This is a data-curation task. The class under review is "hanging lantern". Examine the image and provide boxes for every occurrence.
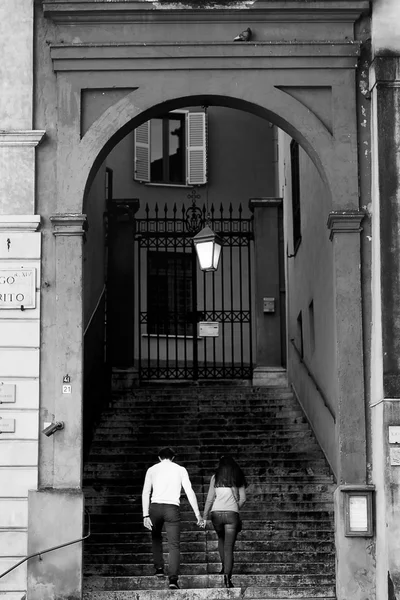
[193,225,222,272]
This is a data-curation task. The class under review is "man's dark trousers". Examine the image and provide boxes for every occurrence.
[149,503,181,578]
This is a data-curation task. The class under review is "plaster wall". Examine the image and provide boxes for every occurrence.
[0,2,41,598]
[106,106,274,214]
[278,129,337,473]
[0,0,33,129]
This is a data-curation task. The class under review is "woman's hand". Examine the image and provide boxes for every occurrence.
[197,517,206,528]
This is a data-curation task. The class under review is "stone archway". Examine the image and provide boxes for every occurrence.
[55,82,360,215]
[27,3,371,598]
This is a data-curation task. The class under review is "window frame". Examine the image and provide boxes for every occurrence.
[290,139,302,255]
[147,250,193,337]
[134,110,207,187]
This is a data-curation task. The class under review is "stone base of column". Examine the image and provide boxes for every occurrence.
[333,486,376,600]
[252,366,288,387]
[27,489,84,600]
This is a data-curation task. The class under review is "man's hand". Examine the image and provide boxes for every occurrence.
[143,517,153,530]
[197,517,206,528]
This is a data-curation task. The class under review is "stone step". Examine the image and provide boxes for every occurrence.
[102,408,305,420]
[243,587,336,599]
[84,594,334,600]
[84,550,335,565]
[83,468,329,481]
[94,421,309,432]
[85,537,334,551]
[83,590,242,600]
[89,446,320,460]
[84,574,334,591]
[84,482,331,506]
[86,513,334,529]
[89,431,316,444]
[113,387,292,397]
[84,451,323,464]
[88,523,335,540]
[84,561,335,576]
[107,404,303,414]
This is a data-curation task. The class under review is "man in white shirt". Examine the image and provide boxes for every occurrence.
[142,447,204,589]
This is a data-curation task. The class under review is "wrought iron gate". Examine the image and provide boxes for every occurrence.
[134,201,254,380]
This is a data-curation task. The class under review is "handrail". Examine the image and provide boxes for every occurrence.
[290,339,336,422]
[0,509,91,580]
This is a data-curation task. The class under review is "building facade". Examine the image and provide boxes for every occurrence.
[1,0,400,598]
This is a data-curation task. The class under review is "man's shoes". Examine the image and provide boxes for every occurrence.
[155,568,164,577]
[168,578,180,589]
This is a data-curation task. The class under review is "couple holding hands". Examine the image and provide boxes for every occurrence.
[142,447,246,590]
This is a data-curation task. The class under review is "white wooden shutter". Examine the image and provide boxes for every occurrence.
[187,112,207,185]
[134,121,150,182]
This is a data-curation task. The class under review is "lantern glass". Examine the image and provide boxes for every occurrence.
[193,226,222,271]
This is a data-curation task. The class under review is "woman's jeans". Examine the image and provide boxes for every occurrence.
[211,511,241,577]
[149,503,181,578]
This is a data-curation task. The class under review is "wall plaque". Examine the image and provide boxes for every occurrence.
[0,268,36,309]
[389,426,400,444]
[0,383,16,404]
[0,418,15,433]
[198,322,219,337]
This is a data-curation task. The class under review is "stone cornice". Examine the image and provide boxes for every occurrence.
[50,214,88,236]
[0,215,41,232]
[0,131,46,147]
[249,197,283,211]
[50,41,361,72]
[327,210,365,240]
[43,2,370,23]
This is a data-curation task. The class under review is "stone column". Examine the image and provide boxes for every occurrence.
[27,214,87,600]
[327,210,367,483]
[327,210,374,600]
[370,54,400,598]
[249,198,286,386]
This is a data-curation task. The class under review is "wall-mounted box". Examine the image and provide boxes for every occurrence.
[198,322,219,337]
[342,486,374,537]
[263,297,275,313]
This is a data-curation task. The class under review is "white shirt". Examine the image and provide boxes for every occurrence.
[142,459,200,519]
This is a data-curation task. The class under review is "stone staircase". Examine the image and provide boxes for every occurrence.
[83,384,337,600]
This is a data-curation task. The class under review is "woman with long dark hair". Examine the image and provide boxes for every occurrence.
[202,455,247,588]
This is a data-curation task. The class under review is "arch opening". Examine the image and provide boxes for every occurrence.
[82,93,333,211]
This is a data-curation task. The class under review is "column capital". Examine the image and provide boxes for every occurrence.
[249,197,283,211]
[50,213,88,236]
[0,130,46,147]
[0,215,41,232]
[327,210,365,241]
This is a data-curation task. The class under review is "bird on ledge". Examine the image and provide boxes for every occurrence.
[234,27,252,42]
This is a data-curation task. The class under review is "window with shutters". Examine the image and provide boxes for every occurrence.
[147,251,193,336]
[290,139,301,253]
[134,111,207,186]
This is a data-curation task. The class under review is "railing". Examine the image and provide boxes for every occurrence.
[0,509,91,580]
[290,339,336,422]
